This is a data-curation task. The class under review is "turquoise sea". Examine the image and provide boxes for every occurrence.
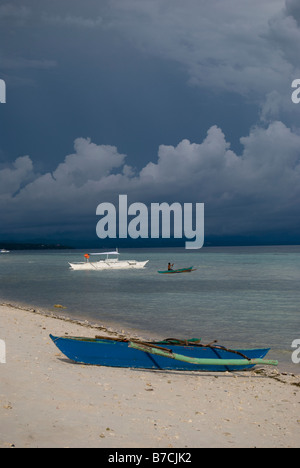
[0,246,299,373]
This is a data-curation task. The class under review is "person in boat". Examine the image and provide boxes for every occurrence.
[168,263,174,271]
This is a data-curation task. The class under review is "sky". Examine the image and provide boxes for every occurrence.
[0,0,300,247]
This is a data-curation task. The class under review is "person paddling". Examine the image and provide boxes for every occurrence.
[168,262,174,271]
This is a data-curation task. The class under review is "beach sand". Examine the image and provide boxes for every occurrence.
[0,303,299,448]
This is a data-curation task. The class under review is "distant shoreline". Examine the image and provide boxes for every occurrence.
[0,243,73,250]
[1,243,300,251]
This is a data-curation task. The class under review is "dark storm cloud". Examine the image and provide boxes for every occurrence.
[0,121,299,243]
[0,0,300,244]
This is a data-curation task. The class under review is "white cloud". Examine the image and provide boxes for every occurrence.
[0,156,35,197]
[43,13,103,28]
[285,0,300,25]
[0,4,30,21]
[52,138,126,187]
[1,121,300,240]
[0,57,57,70]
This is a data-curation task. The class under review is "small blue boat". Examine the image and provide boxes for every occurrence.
[49,335,277,372]
[158,266,196,274]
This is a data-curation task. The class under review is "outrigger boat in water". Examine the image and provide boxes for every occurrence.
[158,266,196,274]
[69,250,149,271]
[50,335,278,372]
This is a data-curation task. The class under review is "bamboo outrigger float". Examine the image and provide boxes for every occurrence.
[129,341,278,369]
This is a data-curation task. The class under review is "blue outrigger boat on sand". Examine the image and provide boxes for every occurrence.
[50,335,278,372]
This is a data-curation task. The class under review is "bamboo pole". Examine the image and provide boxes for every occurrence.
[129,342,278,367]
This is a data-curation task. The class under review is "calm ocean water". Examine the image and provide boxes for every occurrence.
[0,246,299,373]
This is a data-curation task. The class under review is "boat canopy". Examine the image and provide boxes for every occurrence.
[88,251,120,256]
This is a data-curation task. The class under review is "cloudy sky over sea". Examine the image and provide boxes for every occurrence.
[0,0,300,246]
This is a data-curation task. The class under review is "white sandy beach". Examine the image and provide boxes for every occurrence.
[0,302,299,448]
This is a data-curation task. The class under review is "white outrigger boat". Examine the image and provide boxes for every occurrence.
[69,250,149,271]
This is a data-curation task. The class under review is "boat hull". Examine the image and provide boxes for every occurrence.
[50,335,271,372]
[69,260,149,270]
